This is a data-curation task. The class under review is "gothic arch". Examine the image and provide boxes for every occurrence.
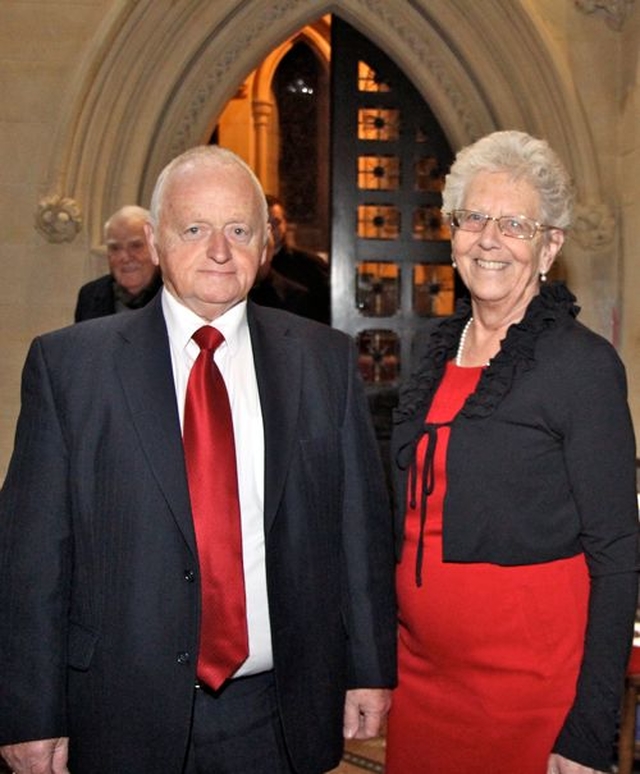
[43,0,600,251]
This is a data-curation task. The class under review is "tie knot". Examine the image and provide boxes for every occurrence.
[193,326,224,353]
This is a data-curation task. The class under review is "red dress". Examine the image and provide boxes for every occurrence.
[385,362,590,774]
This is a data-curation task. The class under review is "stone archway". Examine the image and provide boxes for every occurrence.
[39,0,614,333]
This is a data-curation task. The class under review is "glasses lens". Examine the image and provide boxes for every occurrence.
[498,216,537,239]
[452,211,539,239]
[452,210,486,231]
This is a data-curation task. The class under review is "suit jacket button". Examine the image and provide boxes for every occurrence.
[177,651,191,665]
[184,569,195,582]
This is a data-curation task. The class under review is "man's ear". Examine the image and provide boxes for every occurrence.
[144,222,161,267]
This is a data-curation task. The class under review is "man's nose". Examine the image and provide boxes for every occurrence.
[207,231,232,262]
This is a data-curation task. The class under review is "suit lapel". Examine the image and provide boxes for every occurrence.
[248,304,302,534]
[113,301,304,547]
[114,299,196,552]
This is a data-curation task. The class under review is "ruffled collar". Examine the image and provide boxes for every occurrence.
[394,282,579,423]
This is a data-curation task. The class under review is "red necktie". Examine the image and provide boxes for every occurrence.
[183,326,248,689]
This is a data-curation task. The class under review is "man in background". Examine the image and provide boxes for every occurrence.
[74,204,162,321]
[263,194,330,324]
[248,229,311,318]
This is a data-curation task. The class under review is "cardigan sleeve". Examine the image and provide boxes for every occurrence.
[552,332,639,770]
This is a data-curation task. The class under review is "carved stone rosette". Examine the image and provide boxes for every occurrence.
[574,0,636,31]
[571,202,616,249]
[35,195,83,243]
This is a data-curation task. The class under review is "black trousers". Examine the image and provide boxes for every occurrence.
[183,671,296,774]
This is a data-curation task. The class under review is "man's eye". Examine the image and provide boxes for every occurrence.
[228,225,250,240]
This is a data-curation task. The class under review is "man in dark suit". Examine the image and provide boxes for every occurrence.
[74,205,162,321]
[262,195,330,324]
[0,146,396,774]
[248,230,312,318]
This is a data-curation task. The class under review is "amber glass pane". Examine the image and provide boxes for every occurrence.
[358,61,391,92]
[357,205,400,239]
[358,155,400,190]
[357,329,400,383]
[412,206,450,241]
[413,264,456,317]
[356,261,400,317]
[357,108,400,141]
[415,156,446,192]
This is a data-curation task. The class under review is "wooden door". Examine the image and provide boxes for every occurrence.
[330,16,456,446]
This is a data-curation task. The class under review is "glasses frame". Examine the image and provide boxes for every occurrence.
[448,209,561,240]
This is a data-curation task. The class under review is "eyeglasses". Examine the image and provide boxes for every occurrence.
[449,209,560,240]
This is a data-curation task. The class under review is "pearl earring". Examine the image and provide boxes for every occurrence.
[452,258,457,269]
[540,271,547,282]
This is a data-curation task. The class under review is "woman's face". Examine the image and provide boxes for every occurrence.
[452,170,564,316]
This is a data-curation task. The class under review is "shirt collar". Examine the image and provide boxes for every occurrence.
[161,287,248,357]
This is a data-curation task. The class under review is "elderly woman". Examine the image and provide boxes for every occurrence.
[385,130,639,774]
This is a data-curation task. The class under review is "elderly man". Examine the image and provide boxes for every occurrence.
[0,146,396,774]
[74,204,162,321]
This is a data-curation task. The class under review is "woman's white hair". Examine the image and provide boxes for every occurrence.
[442,130,574,230]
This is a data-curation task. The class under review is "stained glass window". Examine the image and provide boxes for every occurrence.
[356,261,400,316]
[358,108,400,141]
[413,264,456,317]
[358,155,401,190]
[412,206,449,241]
[357,329,400,383]
[358,61,391,92]
[357,205,401,239]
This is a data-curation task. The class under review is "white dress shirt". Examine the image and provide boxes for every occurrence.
[162,289,273,676]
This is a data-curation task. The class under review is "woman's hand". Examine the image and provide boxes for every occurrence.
[547,752,608,774]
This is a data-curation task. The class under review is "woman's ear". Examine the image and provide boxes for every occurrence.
[541,228,565,275]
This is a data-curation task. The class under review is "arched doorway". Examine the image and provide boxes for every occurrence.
[214,20,331,257]
[40,0,616,344]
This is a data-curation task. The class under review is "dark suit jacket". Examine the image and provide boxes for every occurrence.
[271,246,330,324]
[0,298,396,774]
[249,268,312,320]
[74,272,162,321]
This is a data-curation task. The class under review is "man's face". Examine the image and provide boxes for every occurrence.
[268,204,287,252]
[106,216,157,296]
[147,161,268,321]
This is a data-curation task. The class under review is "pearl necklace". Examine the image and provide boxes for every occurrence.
[455,317,473,366]
[456,317,492,367]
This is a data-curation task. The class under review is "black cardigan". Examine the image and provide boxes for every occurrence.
[391,282,639,770]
